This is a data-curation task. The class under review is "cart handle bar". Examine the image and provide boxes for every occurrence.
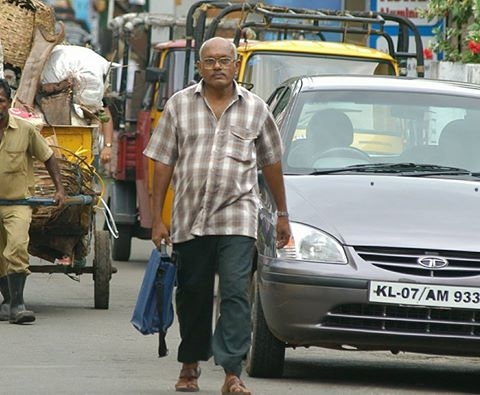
[0,195,94,206]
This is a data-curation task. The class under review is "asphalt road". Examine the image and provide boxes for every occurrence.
[1,234,480,394]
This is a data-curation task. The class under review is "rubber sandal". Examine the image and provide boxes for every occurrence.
[175,365,201,392]
[221,375,252,395]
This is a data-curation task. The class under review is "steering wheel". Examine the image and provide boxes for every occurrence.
[314,147,370,162]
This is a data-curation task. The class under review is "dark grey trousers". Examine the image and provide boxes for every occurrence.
[173,235,255,377]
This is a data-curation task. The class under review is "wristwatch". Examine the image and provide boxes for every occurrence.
[105,143,112,148]
[277,211,289,218]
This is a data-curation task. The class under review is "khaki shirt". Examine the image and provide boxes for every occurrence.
[0,115,53,200]
[144,81,283,243]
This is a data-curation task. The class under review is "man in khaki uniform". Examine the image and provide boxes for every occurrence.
[0,79,65,324]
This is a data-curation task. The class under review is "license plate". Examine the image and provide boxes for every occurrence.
[369,281,480,310]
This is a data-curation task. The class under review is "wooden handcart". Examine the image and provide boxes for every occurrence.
[2,125,116,309]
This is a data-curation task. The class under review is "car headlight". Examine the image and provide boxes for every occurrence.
[277,222,347,264]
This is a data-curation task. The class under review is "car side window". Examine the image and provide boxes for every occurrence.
[268,87,291,122]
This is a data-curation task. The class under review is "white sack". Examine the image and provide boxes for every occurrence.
[41,45,111,111]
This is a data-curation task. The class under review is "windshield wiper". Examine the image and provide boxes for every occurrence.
[310,162,472,176]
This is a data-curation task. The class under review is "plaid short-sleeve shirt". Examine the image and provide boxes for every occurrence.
[143,81,283,243]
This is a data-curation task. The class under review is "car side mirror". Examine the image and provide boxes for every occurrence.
[145,67,166,83]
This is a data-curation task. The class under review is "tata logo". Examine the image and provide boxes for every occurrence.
[417,256,449,269]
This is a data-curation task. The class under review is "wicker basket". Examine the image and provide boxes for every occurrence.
[33,0,56,35]
[0,0,56,68]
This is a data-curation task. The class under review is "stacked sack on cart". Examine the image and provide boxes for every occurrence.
[0,0,112,264]
[0,0,111,119]
[35,43,111,262]
[39,44,112,128]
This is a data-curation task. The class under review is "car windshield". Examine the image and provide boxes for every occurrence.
[243,52,395,99]
[284,89,480,175]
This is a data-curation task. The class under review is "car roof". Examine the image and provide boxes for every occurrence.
[289,75,480,97]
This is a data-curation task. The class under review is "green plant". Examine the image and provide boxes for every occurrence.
[420,0,480,62]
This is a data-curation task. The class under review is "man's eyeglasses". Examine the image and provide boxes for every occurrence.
[200,57,235,69]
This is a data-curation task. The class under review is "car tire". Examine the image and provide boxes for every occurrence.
[111,224,132,261]
[246,272,285,378]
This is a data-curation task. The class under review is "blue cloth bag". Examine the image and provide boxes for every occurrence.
[131,247,176,357]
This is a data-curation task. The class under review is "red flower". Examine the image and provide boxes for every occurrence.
[468,40,480,55]
[423,48,433,60]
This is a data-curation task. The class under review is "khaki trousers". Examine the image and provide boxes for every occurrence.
[0,205,33,277]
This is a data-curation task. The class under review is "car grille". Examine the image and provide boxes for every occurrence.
[354,246,480,277]
[324,303,480,337]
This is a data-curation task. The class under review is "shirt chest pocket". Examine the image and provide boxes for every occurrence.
[0,150,27,174]
[226,127,256,162]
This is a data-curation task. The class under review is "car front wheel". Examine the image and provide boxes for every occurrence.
[245,272,285,378]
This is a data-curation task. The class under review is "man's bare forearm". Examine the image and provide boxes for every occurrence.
[261,161,287,212]
[44,155,65,194]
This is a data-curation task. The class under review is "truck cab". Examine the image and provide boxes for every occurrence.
[194,3,425,98]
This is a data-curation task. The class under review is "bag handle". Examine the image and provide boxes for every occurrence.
[159,244,168,255]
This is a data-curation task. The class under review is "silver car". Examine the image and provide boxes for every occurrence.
[247,75,480,378]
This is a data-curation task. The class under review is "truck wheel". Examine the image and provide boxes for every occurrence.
[111,224,132,261]
[94,230,112,309]
[245,272,285,378]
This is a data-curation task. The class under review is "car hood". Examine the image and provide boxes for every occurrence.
[285,174,480,252]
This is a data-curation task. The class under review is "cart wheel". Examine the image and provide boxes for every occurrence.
[94,229,112,309]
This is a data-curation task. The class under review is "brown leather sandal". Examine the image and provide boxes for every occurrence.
[221,375,252,395]
[175,365,201,392]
